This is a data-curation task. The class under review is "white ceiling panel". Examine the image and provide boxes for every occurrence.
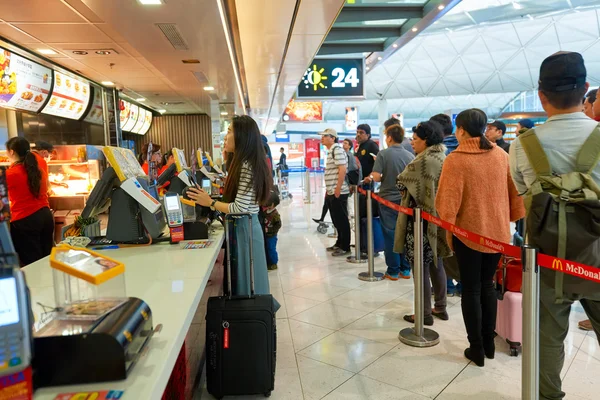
[0,0,86,23]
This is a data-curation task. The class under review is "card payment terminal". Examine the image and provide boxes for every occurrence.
[0,269,31,376]
[164,192,184,243]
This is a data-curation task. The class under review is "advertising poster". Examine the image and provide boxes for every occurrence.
[270,143,304,166]
[282,100,323,122]
[345,106,358,131]
[304,138,320,169]
[41,71,90,120]
[0,49,52,113]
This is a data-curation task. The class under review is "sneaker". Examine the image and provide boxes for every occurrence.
[313,218,323,224]
[384,273,399,281]
[268,264,278,271]
[579,319,593,331]
[326,245,340,252]
[332,249,351,257]
[399,270,411,279]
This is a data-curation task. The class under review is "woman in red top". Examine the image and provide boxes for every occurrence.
[6,137,54,265]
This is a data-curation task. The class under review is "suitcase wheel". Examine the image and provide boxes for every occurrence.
[317,224,328,234]
[506,339,521,357]
[264,391,272,397]
[510,348,519,357]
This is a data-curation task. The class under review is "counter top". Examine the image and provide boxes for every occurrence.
[24,224,225,400]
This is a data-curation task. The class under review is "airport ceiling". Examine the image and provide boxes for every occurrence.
[323,0,600,120]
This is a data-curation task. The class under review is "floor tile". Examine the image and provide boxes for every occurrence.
[357,278,414,296]
[342,310,411,345]
[322,374,430,400]
[291,302,369,330]
[436,365,521,399]
[298,331,395,372]
[289,319,335,352]
[296,355,355,400]
[331,289,401,312]
[287,281,351,302]
[284,294,323,317]
[320,270,369,289]
[278,274,313,292]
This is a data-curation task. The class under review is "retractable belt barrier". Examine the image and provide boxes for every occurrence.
[358,188,600,285]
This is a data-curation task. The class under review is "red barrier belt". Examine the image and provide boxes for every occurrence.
[357,187,599,284]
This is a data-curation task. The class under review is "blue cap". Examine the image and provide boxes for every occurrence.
[518,118,534,129]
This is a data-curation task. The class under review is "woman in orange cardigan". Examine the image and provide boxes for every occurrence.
[436,109,525,367]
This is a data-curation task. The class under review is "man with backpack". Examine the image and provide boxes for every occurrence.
[509,51,600,400]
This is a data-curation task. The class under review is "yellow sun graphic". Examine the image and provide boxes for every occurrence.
[307,64,327,91]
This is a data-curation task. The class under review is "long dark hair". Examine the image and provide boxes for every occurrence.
[6,137,42,198]
[224,116,272,205]
[455,108,493,150]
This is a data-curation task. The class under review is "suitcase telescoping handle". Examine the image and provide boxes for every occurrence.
[224,212,255,299]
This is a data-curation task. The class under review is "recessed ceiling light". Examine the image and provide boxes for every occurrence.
[438,4,445,10]
[158,109,166,114]
[220,112,228,116]
[136,98,146,102]
[512,1,523,9]
[72,50,88,55]
[102,81,115,86]
[412,27,418,32]
[95,50,111,55]
[38,49,57,55]
[392,43,398,48]
[377,56,382,61]
[138,0,163,4]
[204,86,215,91]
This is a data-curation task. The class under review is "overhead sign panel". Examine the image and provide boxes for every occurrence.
[297,58,364,99]
[42,71,91,120]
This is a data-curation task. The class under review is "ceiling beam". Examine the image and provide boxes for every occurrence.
[326,27,401,42]
[317,42,384,56]
[336,5,424,23]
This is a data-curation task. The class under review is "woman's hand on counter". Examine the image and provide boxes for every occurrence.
[187,185,212,207]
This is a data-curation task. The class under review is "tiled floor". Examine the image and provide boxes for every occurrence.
[200,178,599,399]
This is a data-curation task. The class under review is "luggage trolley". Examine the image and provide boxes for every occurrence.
[277,167,292,200]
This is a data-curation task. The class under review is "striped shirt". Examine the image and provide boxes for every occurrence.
[228,161,260,214]
[325,143,350,196]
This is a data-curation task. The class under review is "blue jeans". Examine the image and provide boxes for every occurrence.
[266,235,279,265]
[378,202,410,276]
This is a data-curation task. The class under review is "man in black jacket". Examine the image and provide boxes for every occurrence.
[485,120,510,153]
[356,124,379,177]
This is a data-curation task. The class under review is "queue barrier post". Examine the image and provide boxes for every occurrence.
[399,207,440,347]
[358,182,384,281]
[522,245,540,400]
[347,185,367,264]
[304,169,312,204]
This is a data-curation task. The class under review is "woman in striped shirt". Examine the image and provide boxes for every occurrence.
[187,116,278,309]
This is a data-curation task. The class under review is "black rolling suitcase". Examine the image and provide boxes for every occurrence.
[206,213,276,399]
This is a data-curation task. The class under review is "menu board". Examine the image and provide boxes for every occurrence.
[0,48,53,113]
[84,87,104,125]
[121,104,139,132]
[42,71,91,120]
[131,108,147,133]
[139,109,152,135]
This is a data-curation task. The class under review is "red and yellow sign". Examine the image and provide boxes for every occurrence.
[283,100,323,122]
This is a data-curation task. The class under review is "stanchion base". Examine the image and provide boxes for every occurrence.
[398,327,440,348]
[347,255,367,264]
[358,271,384,282]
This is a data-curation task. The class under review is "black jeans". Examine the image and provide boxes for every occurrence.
[327,194,350,251]
[11,207,54,266]
[453,236,501,349]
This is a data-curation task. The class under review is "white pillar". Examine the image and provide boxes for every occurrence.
[378,99,388,149]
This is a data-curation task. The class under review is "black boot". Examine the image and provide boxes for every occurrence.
[464,347,485,367]
[483,339,495,359]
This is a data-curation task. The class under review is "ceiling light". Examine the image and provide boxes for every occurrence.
[204,86,215,91]
[158,109,166,114]
[220,112,228,116]
[512,2,523,9]
[366,67,370,71]
[438,4,445,10]
[138,0,163,4]
[412,27,418,32]
[38,49,57,55]
[136,98,146,102]
[95,50,111,55]
[377,56,382,61]
[101,81,114,86]
[392,43,398,48]
[72,50,88,55]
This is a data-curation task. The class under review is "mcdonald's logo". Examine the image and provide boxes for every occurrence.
[480,237,485,245]
[552,259,564,271]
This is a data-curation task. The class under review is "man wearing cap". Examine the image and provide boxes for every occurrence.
[516,118,535,136]
[510,51,600,400]
[320,128,351,257]
[485,120,511,153]
[356,124,379,177]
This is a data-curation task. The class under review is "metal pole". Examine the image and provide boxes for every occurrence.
[359,183,383,281]
[347,185,366,264]
[304,169,312,204]
[522,245,540,400]
[399,208,440,347]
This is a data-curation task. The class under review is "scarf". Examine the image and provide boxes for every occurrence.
[393,143,452,266]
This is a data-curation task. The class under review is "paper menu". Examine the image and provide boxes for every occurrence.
[41,71,91,120]
[0,48,53,113]
[102,146,146,182]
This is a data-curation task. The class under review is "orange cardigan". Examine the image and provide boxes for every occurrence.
[436,137,525,253]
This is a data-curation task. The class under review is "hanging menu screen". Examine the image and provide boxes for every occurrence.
[0,48,53,113]
[41,71,91,120]
[121,103,139,132]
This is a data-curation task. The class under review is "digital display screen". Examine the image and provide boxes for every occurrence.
[84,87,104,125]
[121,104,139,132]
[165,195,180,211]
[139,109,153,135]
[41,71,91,120]
[0,277,20,327]
[131,108,147,134]
[202,179,211,192]
[297,58,365,99]
[0,47,53,113]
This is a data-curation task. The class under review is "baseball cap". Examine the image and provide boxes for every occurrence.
[142,142,161,154]
[319,128,338,138]
[539,51,587,92]
[487,120,506,135]
[518,118,534,129]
